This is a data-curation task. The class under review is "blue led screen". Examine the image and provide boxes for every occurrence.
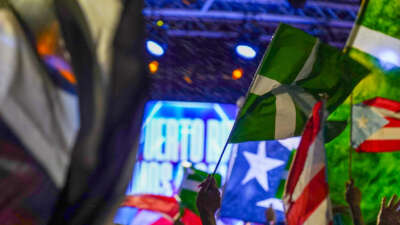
[126,100,237,196]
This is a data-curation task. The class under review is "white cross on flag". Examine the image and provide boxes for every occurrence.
[283,101,333,225]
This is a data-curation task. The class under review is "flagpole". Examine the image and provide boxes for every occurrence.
[212,127,235,176]
[212,31,281,177]
[211,74,259,177]
[212,100,243,177]
[348,93,354,180]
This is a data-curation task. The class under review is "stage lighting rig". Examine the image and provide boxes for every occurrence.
[234,23,261,60]
[288,0,307,8]
[146,26,168,57]
[235,44,257,60]
[232,68,243,80]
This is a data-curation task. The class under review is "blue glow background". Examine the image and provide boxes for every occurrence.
[126,100,237,196]
[116,100,294,225]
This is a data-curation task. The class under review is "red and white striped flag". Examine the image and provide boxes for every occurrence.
[352,97,400,153]
[283,101,333,225]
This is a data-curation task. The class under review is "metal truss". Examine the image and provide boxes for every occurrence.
[143,0,361,103]
[144,0,359,27]
[144,0,359,47]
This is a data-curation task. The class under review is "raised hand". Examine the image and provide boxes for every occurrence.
[196,176,221,225]
[377,195,400,225]
[345,179,364,225]
[346,179,362,208]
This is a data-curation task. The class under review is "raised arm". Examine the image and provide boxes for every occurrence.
[196,176,221,225]
[345,179,365,225]
[377,195,400,225]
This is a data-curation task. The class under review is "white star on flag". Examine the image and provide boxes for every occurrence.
[241,142,285,191]
[256,198,285,212]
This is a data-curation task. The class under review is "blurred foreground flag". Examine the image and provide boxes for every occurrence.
[121,194,180,219]
[346,0,400,70]
[220,141,292,224]
[114,208,172,225]
[284,101,333,225]
[229,24,368,143]
[116,195,201,225]
[179,167,221,215]
[0,3,79,224]
[352,97,400,152]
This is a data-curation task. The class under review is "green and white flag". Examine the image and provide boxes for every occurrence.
[179,167,221,215]
[346,0,400,71]
[229,24,368,143]
[343,0,400,103]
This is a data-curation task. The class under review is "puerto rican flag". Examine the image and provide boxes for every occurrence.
[352,97,400,153]
[114,194,201,225]
[283,101,333,225]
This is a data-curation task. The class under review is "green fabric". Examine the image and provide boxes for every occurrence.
[294,105,307,135]
[231,94,277,143]
[257,24,316,83]
[346,0,400,71]
[326,1,400,224]
[327,56,400,225]
[229,24,368,143]
[357,0,400,40]
[180,189,199,214]
[300,43,367,111]
[326,127,400,225]
[258,24,367,110]
[185,167,221,184]
[325,121,347,143]
[179,167,221,215]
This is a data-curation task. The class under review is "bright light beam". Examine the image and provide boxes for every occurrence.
[146,40,165,56]
[235,44,257,59]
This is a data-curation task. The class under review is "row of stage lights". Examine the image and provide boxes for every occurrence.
[146,39,258,60]
[148,59,244,81]
[147,38,400,71]
[146,35,255,80]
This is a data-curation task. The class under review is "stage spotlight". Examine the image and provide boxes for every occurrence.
[232,68,243,80]
[148,60,159,74]
[146,40,165,57]
[183,75,193,84]
[156,20,164,27]
[235,44,257,60]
